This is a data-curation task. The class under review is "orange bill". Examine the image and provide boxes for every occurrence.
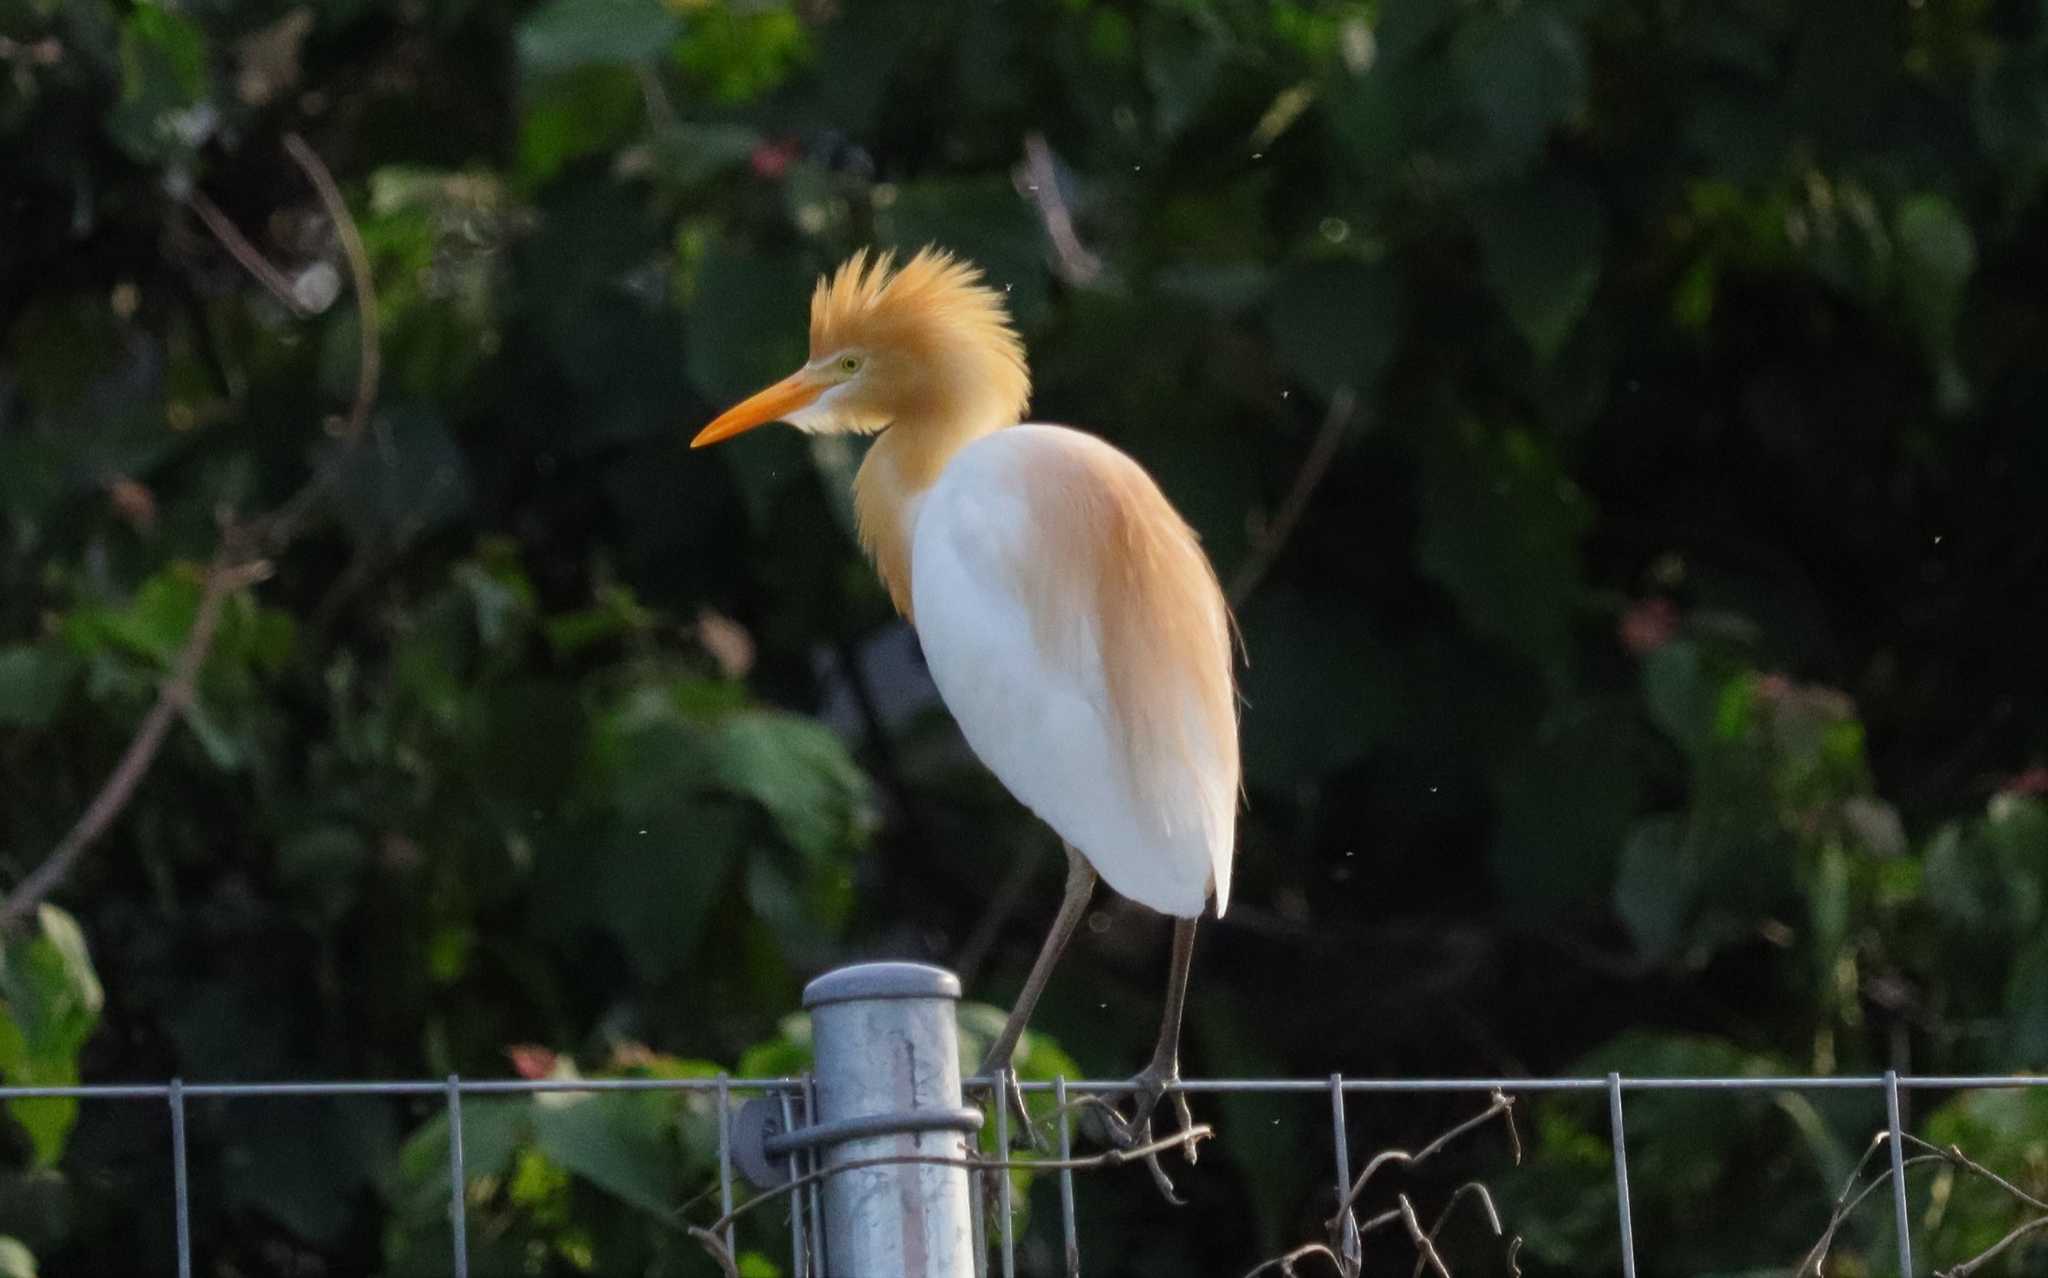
[691,372,823,448]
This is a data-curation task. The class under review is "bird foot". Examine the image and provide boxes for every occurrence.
[981,1060,1049,1152]
[1086,1061,1199,1204]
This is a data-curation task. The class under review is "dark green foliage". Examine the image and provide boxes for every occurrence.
[3,0,2047,1273]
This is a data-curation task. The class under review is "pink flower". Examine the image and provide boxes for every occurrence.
[506,1044,558,1079]
[750,138,800,180]
[1620,597,1679,654]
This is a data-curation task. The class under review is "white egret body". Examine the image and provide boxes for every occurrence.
[692,249,1240,1185]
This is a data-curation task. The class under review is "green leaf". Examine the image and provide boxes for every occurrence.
[1614,817,1690,960]
[0,906,106,1165]
[672,2,809,104]
[542,797,747,981]
[647,122,761,192]
[1375,0,1461,67]
[1264,258,1402,396]
[2006,933,2048,1061]
[738,1253,782,1278]
[516,0,680,74]
[1642,640,1715,757]
[1416,424,1590,678]
[222,1100,398,1245]
[1141,10,1230,139]
[388,1098,530,1223]
[516,65,645,187]
[686,245,812,403]
[0,645,74,729]
[1894,193,1977,410]
[1455,6,1587,173]
[63,568,202,666]
[1471,177,1606,360]
[532,1091,680,1217]
[1490,705,1647,916]
[321,406,473,551]
[105,5,214,163]
[711,711,874,862]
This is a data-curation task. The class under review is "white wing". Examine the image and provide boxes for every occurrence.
[909,425,1237,919]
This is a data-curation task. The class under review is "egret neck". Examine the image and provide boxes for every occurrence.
[852,376,1018,620]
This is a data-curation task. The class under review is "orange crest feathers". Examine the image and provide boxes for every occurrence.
[809,247,1031,425]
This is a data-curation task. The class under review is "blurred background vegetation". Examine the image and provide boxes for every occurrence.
[3,0,2047,1273]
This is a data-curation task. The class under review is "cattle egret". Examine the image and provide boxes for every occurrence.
[693,248,1239,1190]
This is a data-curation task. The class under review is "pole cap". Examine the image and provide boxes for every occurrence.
[803,961,961,1009]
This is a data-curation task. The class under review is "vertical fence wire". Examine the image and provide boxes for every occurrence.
[995,1069,1017,1278]
[1056,1074,1079,1277]
[1885,1070,1914,1278]
[1607,1072,1640,1278]
[715,1074,736,1257]
[446,1075,469,1278]
[1328,1074,1350,1207]
[777,1088,810,1277]
[168,1077,192,1278]
[804,1075,827,1278]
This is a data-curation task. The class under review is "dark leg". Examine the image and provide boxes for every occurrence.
[1098,915,1202,1202]
[978,843,1096,1135]
[1145,915,1198,1081]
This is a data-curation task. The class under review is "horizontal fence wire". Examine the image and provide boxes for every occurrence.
[5,1073,2043,1100]
[2,1072,2040,1277]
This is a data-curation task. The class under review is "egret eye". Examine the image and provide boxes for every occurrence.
[838,355,862,375]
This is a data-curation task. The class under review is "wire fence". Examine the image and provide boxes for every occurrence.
[4,1070,2045,1277]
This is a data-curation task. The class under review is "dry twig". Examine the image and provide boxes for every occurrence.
[1798,1130,2048,1277]
[687,1124,1215,1274]
[1227,384,1359,604]
[1243,1090,1522,1278]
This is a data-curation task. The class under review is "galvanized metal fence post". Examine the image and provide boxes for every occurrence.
[804,961,980,1278]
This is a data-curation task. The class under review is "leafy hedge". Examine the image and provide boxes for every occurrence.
[3,0,2046,1273]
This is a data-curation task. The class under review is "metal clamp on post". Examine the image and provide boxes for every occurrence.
[730,1099,983,1188]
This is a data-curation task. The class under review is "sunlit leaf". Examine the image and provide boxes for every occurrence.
[0,907,105,1165]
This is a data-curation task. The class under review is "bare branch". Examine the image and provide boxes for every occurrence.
[1939,1215,2048,1278]
[283,131,380,449]
[0,554,271,928]
[1335,1089,1517,1218]
[1397,1194,1453,1278]
[1241,1243,1350,1278]
[1903,1134,2048,1214]
[1243,1091,1519,1278]
[185,189,316,315]
[1410,1183,1510,1278]
[1016,133,1104,287]
[1,133,381,927]
[1227,385,1359,606]
[1800,1131,2048,1278]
